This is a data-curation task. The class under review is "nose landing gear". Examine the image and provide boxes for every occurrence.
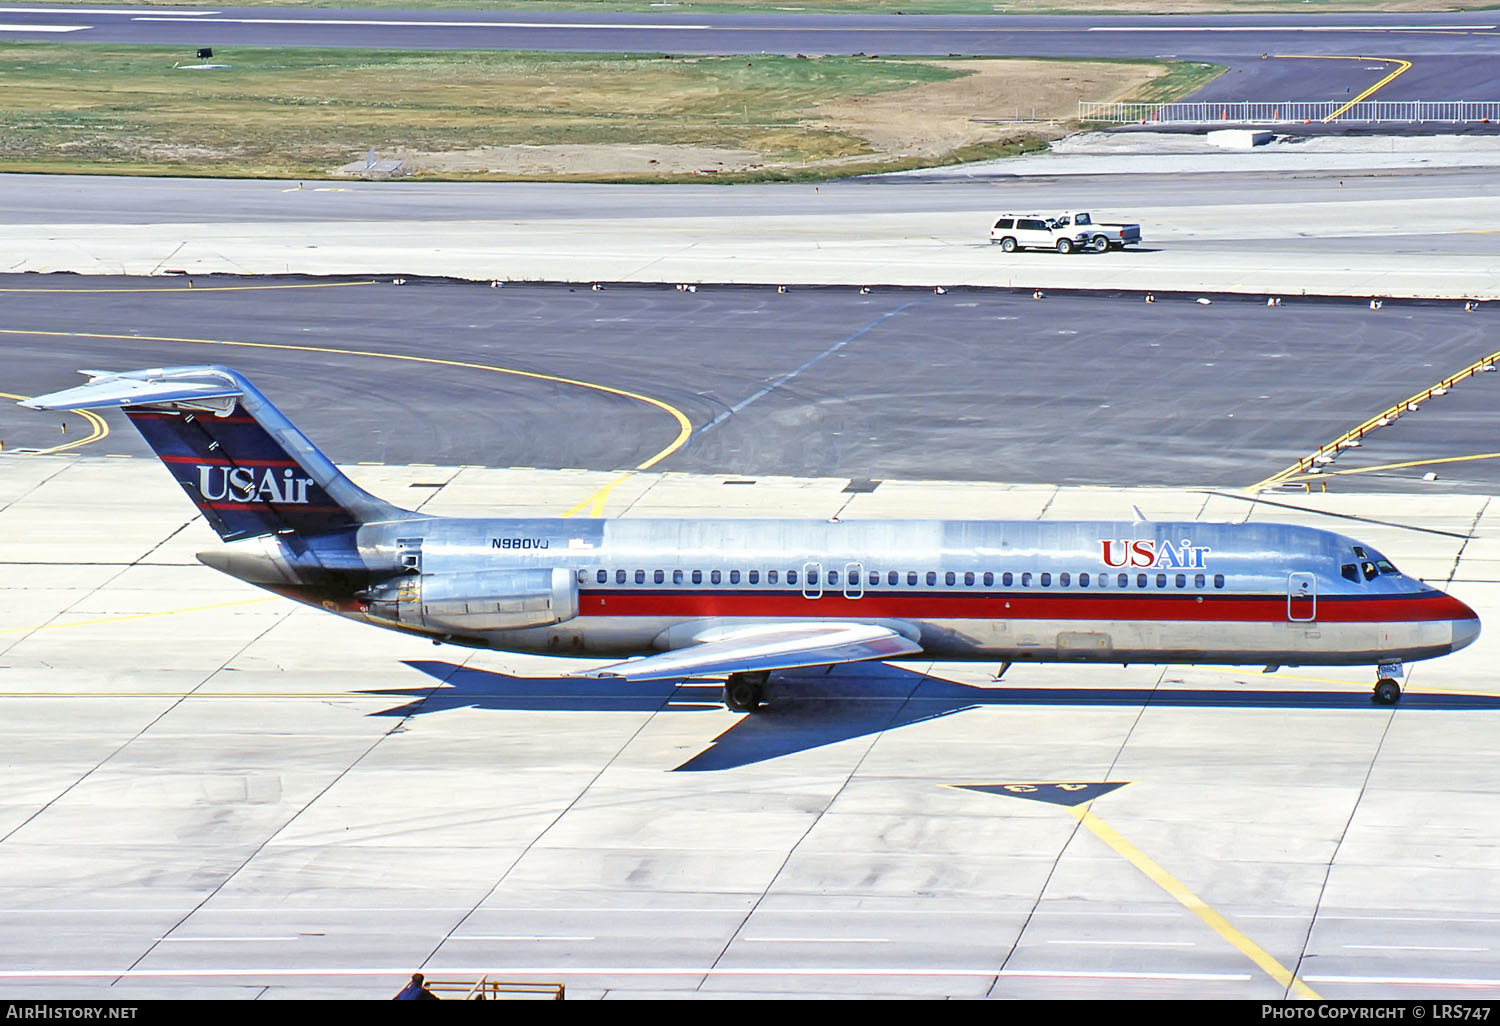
[1373,662,1403,705]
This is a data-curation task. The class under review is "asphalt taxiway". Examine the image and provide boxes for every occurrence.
[4,277,1499,493]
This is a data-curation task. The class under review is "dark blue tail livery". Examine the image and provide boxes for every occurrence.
[125,407,359,540]
[22,366,409,541]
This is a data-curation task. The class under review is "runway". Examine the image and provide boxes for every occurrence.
[4,277,1500,492]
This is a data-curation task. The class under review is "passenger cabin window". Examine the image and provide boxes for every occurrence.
[1059,572,1070,587]
[749,570,760,584]
[597,570,607,584]
[787,570,798,585]
[983,572,994,587]
[828,570,838,586]
[636,570,646,584]
[1003,572,1014,587]
[654,570,664,584]
[1080,572,1090,587]
[673,570,684,585]
[1214,574,1225,588]
[691,570,702,584]
[964,571,975,587]
[1022,572,1033,587]
[768,570,778,584]
[907,572,918,586]
[616,570,626,584]
[945,571,956,586]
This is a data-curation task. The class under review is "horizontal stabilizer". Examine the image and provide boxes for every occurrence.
[21,370,242,412]
[576,621,923,682]
[18,366,411,541]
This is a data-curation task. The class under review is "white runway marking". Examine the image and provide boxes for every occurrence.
[1048,939,1197,947]
[0,23,89,32]
[1088,24,1496,31]
[0,6,216,12]
[132,17,714,30]
[155,936,301,943]
[1342,944,1489,952]
[743,937,891,944]
[446,935,596,942]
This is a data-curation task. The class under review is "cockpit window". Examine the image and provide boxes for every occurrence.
[1352,545,1399,575]
[1341,564,1359,583]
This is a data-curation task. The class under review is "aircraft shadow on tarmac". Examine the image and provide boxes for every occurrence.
[358,661,1500,772]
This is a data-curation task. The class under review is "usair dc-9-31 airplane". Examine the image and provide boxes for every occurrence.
[23,366,1480,711]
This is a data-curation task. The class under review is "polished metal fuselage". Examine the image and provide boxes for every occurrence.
[316,514,1479,668]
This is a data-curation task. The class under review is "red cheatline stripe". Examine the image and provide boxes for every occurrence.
[575,589,1470,624]
[125,411,258,424]
[162,456,301,467]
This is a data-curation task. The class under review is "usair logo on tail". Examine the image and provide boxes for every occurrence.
[197,465,316,504]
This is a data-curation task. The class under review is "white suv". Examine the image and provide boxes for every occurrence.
[989,214,1091,254]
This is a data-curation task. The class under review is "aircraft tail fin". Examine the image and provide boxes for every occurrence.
[22,366,412,541]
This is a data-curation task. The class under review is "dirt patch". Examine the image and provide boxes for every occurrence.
[386,143,771,177]
[389,58,1166,177]
[807,58,1168,159]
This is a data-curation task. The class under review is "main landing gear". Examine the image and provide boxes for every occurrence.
[723,671,770,713]
[1373,662,1403,706]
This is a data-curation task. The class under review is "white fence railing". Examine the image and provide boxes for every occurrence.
[1078,100,1500,124]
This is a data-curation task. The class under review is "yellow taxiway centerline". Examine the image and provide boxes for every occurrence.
[1248,349,1500,492]
[0,327,694,513]
[0,597,279,636]
[0,390,109,453]
[1281,451,1500,482]
[1272,54,1413,123]
[1068,802,1323,1000]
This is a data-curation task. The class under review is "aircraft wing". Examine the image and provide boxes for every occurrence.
[577,621,923,682]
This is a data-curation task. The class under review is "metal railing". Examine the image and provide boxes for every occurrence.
[1079,100,1500,124]
[424,975,566,1000]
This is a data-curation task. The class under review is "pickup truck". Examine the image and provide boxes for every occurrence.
[988,214,1092,254]
[1055,212,1142,252]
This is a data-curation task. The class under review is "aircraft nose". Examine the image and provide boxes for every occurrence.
[1451,606,1482,653]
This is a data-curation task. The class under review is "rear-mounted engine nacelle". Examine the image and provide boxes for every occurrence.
[362,566,578,633]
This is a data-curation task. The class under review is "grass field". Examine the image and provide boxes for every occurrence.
[0,45,1213,181]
